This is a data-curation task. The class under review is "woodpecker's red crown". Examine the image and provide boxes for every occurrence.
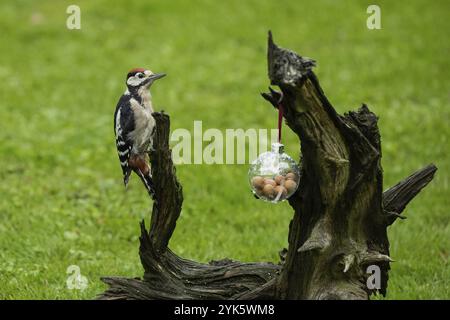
[126,68,147,81]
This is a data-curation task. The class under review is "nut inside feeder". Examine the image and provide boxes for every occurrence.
[249,142,300,203]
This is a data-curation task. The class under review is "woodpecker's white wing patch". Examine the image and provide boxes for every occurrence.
[114,95,133,185]
[114,107,132,184]
[115,108,122,136]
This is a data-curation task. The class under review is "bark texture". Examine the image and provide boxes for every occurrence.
[98,33,436,300]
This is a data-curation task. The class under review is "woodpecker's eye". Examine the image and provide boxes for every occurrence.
[137,73,144,79]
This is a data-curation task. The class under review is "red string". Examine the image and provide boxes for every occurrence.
[277,104,283,143]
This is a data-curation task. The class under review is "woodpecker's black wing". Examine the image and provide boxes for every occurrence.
[114,95,135,186]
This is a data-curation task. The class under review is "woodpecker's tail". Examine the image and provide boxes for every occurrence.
[123,168,132,187]
[137,169,155,199]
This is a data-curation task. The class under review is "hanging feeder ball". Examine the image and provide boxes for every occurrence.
[249,142,300,203]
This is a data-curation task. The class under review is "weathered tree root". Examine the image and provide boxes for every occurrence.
[98,33,436,300]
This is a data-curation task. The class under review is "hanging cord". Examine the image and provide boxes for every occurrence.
[277,103,284,143]
[277,91,284,143]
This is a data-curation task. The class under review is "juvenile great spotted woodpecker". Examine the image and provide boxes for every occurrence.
[114,68,166,198]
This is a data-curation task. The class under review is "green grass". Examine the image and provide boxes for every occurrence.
[0,0,448,299]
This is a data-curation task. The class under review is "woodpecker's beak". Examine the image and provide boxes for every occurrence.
[148,73,166,81]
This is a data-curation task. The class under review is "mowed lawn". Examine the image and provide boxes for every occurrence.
[0,0,448,299]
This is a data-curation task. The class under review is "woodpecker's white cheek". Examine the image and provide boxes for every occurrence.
[127,77,144,87]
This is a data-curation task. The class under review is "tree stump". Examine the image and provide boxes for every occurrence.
[98,32,436,300]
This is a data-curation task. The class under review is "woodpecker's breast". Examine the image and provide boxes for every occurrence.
[128,97,155,154]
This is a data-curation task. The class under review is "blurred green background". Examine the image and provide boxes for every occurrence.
[0,0,448,299]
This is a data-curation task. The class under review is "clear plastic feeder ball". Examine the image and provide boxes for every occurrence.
[249,143,300,203]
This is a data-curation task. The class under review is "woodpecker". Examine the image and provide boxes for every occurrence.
[114,68,166,198]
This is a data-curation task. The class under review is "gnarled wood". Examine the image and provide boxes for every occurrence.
[99,113,280,300]
[383,164,437,226]
[98,32,436,300]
